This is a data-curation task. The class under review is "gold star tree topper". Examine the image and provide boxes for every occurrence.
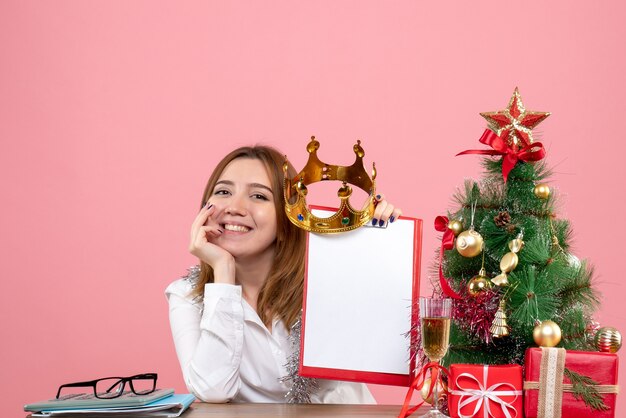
[480,87,550,149]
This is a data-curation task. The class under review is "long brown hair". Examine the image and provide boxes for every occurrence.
[190,145,307,329]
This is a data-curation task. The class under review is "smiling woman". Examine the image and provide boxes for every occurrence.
[189,147,307,327]
[165,145,401,403]
[190,158,280,296]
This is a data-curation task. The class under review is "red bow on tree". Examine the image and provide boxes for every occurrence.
[457,129,546,182]
[434,216,462,300]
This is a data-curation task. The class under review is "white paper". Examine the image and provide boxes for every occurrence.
[302,210,418,376]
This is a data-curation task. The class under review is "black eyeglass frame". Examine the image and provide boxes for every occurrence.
[56,373,158,399]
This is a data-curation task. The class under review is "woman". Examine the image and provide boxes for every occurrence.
[166,145,401,403]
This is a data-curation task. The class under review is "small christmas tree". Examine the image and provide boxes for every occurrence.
[434,88,600,366]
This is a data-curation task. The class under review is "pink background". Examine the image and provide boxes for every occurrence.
[2,1,624,416]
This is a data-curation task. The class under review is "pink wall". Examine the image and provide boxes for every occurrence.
[2,1,624,416]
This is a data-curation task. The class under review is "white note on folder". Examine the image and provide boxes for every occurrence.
[300,208,422,386]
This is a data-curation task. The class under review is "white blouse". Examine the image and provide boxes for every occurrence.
[165,278,375,403]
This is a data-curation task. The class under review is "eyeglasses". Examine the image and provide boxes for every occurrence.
[56,373,157,399]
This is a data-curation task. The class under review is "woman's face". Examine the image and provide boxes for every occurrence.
[208,158,278,261]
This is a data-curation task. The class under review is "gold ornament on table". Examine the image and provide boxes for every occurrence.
[283,136,376,233]
[533,183,551,200]
[595,327,622,353]
[491,233,525,287]
[533,320,562,347]
[420,376,447,405]
[456,201,484,257]
[447,219,463,237]
[490,299,510,338]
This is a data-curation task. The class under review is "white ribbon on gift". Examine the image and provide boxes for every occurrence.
[450,365,522,418]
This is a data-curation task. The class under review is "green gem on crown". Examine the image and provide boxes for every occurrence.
[341,217,350,225]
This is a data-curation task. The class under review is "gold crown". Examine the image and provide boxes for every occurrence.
[283,136,377,233]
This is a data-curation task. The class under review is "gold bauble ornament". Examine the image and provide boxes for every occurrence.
[447,219,463,237]
[533,320,562,347]
[595,327,622,353]
[467,268,492,296]
[533,183,551,199]
[455,228,484,257]
[420,377,447,405]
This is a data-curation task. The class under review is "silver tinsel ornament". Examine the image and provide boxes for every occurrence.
[279,316,319,403]
[183,265,204,306]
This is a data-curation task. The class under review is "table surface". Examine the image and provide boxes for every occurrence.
[177,402,429,417]
[26,402,431,417]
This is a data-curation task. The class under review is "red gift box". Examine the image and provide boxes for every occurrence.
[449,364,523,418]
[524,348,619,418]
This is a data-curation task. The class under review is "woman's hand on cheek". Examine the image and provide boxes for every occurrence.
[189,203,236,284]
[372,194,402,227]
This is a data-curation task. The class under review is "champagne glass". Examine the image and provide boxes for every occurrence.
[419,297,452,418]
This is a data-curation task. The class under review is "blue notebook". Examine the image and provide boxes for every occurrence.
[25,389,175,412]
[29,393,195,417]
